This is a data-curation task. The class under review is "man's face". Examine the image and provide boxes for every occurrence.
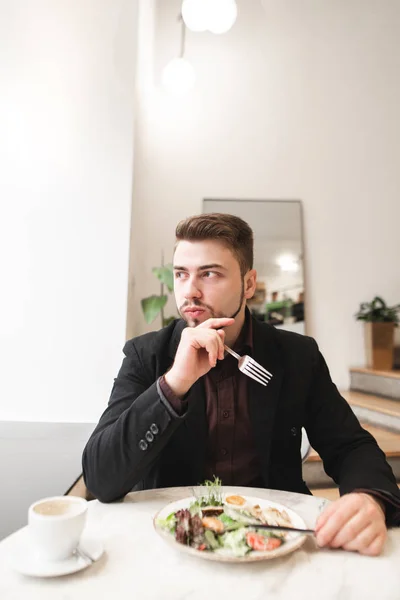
[173,239,253,327]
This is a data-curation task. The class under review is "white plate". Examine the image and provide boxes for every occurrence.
[154,494,308,563]
[8,528,104,578]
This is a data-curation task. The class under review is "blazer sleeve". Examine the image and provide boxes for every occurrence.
[304,339,400,522]
[82,339,186,503]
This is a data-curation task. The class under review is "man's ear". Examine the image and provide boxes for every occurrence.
[244,269,257,299]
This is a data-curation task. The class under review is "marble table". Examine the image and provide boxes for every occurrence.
[1,486,400,600]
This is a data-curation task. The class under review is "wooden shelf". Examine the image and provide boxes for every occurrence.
[342,390,400,418]
[310,484,400,502]
[350,367,400,379]
[307,422,400,462]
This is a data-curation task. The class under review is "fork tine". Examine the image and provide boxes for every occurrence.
[246,362,272,381]
[246,360,272,380]
[242,367,268,386]
[224,342,273,385]
[245,369,269,385]
[249,360,273,378]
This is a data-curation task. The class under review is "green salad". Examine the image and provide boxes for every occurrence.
[156,478,290,557]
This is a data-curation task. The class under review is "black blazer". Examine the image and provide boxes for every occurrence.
[82,317,400,519]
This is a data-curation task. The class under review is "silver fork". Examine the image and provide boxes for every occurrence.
[216,523,315,535]
[224,344,272,386]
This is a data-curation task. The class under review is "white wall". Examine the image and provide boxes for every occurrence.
[0,422,96,539]
[128,0,400,390]
[0,0,138,422]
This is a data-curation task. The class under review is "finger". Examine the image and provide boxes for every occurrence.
[316,498,362,546]
[207,346,217,368]
[205,337,220,367]
[216,330,225,360]
[343,526,385,555]
[197,317,235,329]
[328,511,371,549]
[315,499,342,531]
[315,492,369,533]
[362,533,386,557]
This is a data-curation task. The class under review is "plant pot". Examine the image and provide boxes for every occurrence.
[364,322,395,371]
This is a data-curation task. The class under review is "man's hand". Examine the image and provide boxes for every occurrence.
[315,492,387,556]
[164,317,235,396]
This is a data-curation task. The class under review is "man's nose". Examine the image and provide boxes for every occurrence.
[183,277,202,299]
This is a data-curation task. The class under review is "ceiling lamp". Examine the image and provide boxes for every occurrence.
[162,57,196,95]
[182,0,238,34]
[162,17,196,95]
[181,0,210,32]
[207,0,238,34]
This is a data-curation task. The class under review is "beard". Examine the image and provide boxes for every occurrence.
[178,281,245,327]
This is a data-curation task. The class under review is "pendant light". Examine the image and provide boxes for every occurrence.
[181,0,238,34]
[162,16,196,95]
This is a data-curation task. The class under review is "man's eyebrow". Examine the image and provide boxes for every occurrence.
[173,264,227,271]
[198,264,227,271]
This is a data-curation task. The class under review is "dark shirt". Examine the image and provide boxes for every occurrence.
[159,311,262,486]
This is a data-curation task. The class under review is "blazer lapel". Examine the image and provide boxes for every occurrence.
[168,319,187,359]
[248,319,284,482]
[182,378,208,482]
[168,320,208,483]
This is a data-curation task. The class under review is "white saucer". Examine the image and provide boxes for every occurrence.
[8,528,104,578]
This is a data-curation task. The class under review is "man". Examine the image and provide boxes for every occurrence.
[83,213,400,556]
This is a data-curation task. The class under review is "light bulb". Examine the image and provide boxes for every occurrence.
[207,0,237,34]
[182,0,237,34]
[162,58,196,95]
[181,0,211,32]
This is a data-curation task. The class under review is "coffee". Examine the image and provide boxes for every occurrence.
[28,495,88,561]
[33,499,77,517]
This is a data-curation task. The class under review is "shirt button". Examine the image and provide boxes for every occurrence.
[221,448,228,456]
[291,427,298,436]
[222,411,229,419]
[139,439,148,451]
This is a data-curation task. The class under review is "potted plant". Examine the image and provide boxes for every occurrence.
[355,296,400,371]
[141,260,176,327]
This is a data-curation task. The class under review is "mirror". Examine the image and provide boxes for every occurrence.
[203,199,306,335]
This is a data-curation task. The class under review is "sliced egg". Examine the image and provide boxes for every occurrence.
[224,494,247,508]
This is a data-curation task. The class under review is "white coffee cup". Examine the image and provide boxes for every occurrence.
[28,496,88,562]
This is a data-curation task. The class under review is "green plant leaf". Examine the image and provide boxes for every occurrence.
[162,315,176,327]
[152,265,174,292]
[141,295,168,324]
[355,296,400,324]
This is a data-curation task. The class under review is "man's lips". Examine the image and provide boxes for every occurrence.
[184,308,206,317]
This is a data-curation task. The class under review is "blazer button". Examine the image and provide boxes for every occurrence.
[139,439,148,451]
[145,431,154,443]
[290,427,298,436]
[150,424,159,435]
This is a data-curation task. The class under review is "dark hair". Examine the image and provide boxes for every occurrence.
[175,213,254,276]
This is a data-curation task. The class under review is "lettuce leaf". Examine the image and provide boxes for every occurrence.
[218,528,250,557]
